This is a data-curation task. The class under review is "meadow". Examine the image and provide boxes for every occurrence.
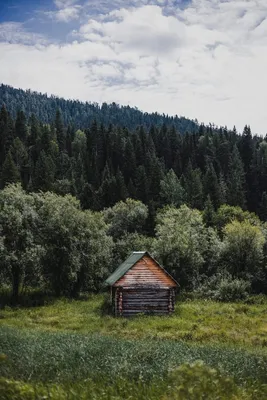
[1,295,267,399]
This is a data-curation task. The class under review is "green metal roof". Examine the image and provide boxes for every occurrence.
[105,251,146,286]
[105,251,179,287]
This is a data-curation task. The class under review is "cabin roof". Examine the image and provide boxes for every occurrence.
[105,251,178,287]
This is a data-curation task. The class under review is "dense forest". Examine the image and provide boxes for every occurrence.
[1,85,267,303]
[0,84,198,133]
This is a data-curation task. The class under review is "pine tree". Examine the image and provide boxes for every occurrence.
[128,178,137,199]
[2,151,20,187]
[218,173,227,205]
[15,110,28,143]
[11,137,29,187]
[135,166,149,203]
[123,139,136,183]
[116,169,128,201]
[203,195,215,227]
[203,163,220,209]
[0,105,14,163]
[239,125,253,173]
[259,192,267,221]
[227,145,246,208]
[183,161,203,209]
[55,109,65,152]
[33,150,56,191]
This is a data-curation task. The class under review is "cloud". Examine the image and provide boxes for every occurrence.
[0,0,267,134]
[45,0,81,22]
[54,0,79,9]
[0,22,47,45]
[79,6,185,56]
[47,6,81,22]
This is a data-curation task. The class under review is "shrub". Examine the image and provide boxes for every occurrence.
[196,273,251,302]
[166,361,238,399]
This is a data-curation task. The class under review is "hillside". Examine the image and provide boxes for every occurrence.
[0,84,265,219]
[0,84,198,133]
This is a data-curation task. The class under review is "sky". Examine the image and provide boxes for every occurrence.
[0,0,267,134]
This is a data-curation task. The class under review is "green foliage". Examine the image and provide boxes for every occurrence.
[215,205,260,232]
[0,184,44,303]
[104,198,148,239]
[160,169,185,207]
[154,205,220,288]
[222,220,265,280]
[203,195,215,227]
[196,273,251,302]
[112,232,154,267]
[36,191,113,295]
[167,361,238,400]
[2,151,20,187]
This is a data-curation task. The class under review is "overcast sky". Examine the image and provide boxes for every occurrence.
[0,0,267,134]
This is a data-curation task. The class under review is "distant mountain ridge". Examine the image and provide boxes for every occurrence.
[0,84,198,133]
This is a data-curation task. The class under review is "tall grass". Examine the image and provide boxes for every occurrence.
[1,295,267,399]
[1,326,267,384]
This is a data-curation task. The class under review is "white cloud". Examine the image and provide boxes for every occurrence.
[0,22,47,45]
[47,6,81,22]
[0,0,267,134]
[54,0,79,9]
[45,0,81,22]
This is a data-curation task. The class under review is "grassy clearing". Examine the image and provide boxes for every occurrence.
[1,326,267,399]
[1,295,267,347]
[1,295,267,399]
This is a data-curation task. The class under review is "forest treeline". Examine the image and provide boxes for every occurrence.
[1,92,267,221]
[0,185,266,303]
[0,84,198,133]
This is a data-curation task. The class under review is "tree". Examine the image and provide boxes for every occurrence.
[11,137,29,187]
[153,205,219,288]
[239,125,253,173]
[104,198,148,239]
[15,110,28,143]
[259,192,267,222]
[215,204,260,233]
[221,220,265,282]
[36,192,82,296]
[183,161,203,210]
[203,163,220,209]
[203,195,215,227]
[112,232,154,268]
[55,109,65,152]
[0,184,43,303]
[135,166,149,204]
[227,145,246,208]
[33,150,56,191]
[2,151,20,187]
[116,169,128,202]
[160,169,185,207]
[71,210,113,295]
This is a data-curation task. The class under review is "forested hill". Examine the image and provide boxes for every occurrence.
[0,84,198,133]
[1,83,267,227]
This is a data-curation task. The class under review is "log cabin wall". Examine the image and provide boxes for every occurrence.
[114,256,176,288]
[111,255,177,317]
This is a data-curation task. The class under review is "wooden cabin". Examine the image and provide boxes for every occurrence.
[105,251,178,317]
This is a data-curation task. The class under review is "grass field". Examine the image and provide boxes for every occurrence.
[1,295,267,346]
[1,295,267,399]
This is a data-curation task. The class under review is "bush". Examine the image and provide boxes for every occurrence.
[167,361,238,399]
[0,378,35,400]
[196,273,251,302]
